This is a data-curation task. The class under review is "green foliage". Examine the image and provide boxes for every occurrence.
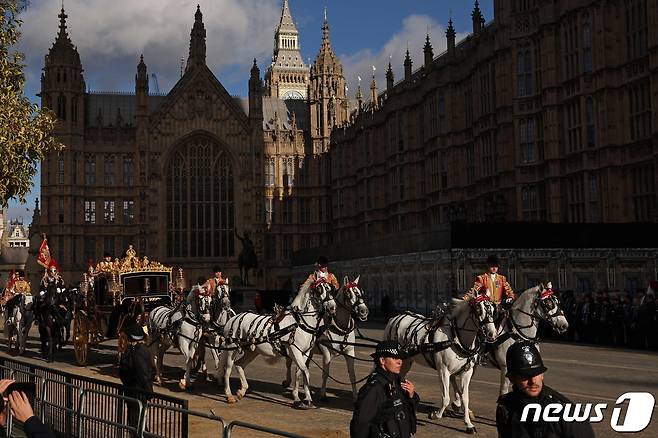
[0,0,62,206]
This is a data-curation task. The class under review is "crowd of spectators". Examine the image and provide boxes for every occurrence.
[541,287,658,350]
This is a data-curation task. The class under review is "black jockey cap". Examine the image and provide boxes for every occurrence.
[487,254,500,267]
[506,341,547,378]
[316,256,329,268]
[125,324,145,341]
[103,252,112,259]
[371,340,406,359]
[213,265,222,274]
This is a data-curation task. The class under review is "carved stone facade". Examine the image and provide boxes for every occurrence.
[329,0,658,244]
[294,248,658,315]
[38,3,347,288]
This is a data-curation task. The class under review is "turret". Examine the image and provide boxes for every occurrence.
[423,34,434,68]
[187,5,206,70]
[386,61,394,92]
[472,1,485,35]
[446,18,456,57]
[249,58,263,122]
[404,48,412,81]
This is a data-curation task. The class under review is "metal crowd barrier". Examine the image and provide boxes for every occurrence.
[0,356,187,437]
[142,403,223,438]
[78,389,142,438]
[224,420,308,438]
[0,357,310,437]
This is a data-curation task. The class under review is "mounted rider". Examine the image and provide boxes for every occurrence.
[1,270,31,322]
[300,256,340,294]
[464,255,516,307]
[203,265,228,296]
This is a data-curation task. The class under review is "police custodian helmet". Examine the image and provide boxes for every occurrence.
[371,340,407,359]
[506,341,547,378]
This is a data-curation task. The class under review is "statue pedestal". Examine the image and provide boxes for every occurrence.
[230,286,259,312]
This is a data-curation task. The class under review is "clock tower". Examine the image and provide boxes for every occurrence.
[264,0,309,100]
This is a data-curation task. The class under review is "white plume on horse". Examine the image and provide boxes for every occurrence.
[384,296,497,433]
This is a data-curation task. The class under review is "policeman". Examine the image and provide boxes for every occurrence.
[350,340,419,438]
[496,341,596,438]
[119,324,153,437]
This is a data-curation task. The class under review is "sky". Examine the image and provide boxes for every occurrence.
[7,0,493,221]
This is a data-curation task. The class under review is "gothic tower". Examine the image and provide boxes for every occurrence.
[309,8,347,153]
[40,6,85,136]
[264,0,309,99]
[38,6,85,272]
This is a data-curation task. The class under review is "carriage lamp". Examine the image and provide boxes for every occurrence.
[110,272,122,305]
[176,268,185,291]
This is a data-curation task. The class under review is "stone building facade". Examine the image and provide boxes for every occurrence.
[38,2,348,288]
[294,246,658,315]
[298,0,658,300]
[329,0,657,245]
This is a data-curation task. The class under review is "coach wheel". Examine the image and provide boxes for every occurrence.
[73,316,89,366]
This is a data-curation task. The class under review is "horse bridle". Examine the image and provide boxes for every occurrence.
[452,295,496,355]
[509,286,565,341]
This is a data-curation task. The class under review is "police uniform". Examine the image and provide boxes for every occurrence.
[496,342,595,438]
[351,342,419,438]
[119,325,154,437]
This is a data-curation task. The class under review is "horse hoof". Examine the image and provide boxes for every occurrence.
[466,427,477,434]
[292,401,304,409]
[281,380,290,389]
[178,381,187,391]
[303,400,317,409]
[428,410,440,420]
[469,409,476,421]
[236,390,246,400]
[227,396,238,404]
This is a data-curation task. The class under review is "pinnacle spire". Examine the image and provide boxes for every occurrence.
[278,0,299,34]
[187,5,206,70]
[446,17,456,38]
[57,6,69,41]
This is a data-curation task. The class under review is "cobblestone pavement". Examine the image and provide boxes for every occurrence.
[2,324,657,437]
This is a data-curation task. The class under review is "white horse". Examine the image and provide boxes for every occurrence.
[221,279,337,408]
[283,275,369,401]
[148,284,213,390]
[384,295,497,434]
[198,282,236,380]
[484,282,568,395]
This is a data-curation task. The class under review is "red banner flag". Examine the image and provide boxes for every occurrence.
[37,238,52,269]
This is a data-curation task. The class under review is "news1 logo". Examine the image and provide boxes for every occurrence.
[521,392,655,432]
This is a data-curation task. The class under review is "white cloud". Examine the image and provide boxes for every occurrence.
[18,0,281,95]
[340,14,468,99]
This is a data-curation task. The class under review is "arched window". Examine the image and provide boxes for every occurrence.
[71,96,78,122]
[583,14,593,73]
[57,94,66,120]
[167,136,235,258]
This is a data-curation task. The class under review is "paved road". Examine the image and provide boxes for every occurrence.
[3,324,657,437]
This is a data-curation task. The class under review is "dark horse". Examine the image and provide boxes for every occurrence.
[35,284,68,362]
